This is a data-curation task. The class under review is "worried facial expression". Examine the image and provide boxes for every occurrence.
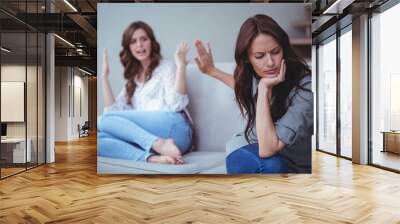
[248,33,284,79]
[129,28,152,62]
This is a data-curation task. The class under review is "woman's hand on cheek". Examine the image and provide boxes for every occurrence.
[258,59,286,91]
[175,41,189,68]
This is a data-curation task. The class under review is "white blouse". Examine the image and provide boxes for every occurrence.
[105,60,189,112]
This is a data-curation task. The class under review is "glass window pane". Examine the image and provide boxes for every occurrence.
[38,32,45,165]
[371,3,400,171]
[1,30,27,177]
[27,31,38,169]
[0,1,46,179]
[318,36,337,154]
[340,29,352,158]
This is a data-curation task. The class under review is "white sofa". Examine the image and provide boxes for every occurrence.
[97,63,245,174]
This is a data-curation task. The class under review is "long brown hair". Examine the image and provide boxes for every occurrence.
[120,21,162,104]
[233,14,311,143]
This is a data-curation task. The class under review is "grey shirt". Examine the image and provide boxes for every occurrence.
[225,75,313,173]
[275,75,313,173]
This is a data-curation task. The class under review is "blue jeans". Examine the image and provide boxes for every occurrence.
[226,143,289,174]
[97,111,192,162]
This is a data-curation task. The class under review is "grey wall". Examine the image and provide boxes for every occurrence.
[98,3,310,114]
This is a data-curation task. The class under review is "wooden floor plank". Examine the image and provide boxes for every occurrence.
[0,135,399,223]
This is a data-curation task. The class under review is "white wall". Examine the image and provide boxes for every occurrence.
[55,67,68,141]
[54,67,89,141]
[97,3,311,115]
[1,64,46,164]
[1,65,40,137]
[72,72,89,138]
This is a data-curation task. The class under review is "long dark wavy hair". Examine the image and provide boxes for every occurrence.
[233,14,311,143]
[120,21,162,104]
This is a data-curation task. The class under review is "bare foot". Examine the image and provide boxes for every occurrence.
[152,139,182,159]
[147,155,176,164]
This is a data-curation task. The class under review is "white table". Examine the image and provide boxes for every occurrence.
[1,138,31,163]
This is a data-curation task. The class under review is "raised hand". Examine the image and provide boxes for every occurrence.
[102,49,116,108]
[258,59,286,91]
[175,41,189,68]
[194,40,215,75]
[102,49,110,78]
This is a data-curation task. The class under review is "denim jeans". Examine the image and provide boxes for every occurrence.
[97,111,192,162]
[226,143,289,174]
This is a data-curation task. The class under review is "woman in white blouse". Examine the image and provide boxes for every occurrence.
[98,21,192,165]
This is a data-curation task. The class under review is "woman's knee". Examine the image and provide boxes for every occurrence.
[169,121,192,154]
[226,147,261,174]
[98,115,111,132]
[98,115,128,130]
[97,131,112,139]
[260,155,288,173]
[225,145,288,174]
[98,137,137,160]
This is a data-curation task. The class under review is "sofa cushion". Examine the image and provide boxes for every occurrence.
[98,151,226,174]
[98,62,245,174]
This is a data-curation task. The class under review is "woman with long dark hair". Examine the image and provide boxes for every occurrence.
[98,21,193,165]
[195,14,313,173]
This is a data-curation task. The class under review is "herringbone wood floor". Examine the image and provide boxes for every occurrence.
[0,135,400,223]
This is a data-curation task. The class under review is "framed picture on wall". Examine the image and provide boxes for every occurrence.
[1,81,25,122]
[97,3,313,175]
